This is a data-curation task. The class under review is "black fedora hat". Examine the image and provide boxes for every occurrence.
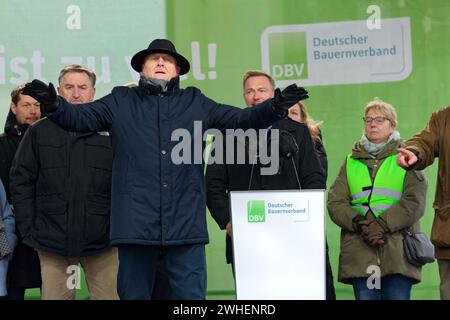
[131,39,190,75]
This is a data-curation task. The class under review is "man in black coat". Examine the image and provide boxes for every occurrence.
[206,70,336,299]
[10,65,118,300]
[21,39,308,300]
[0,86,41,300]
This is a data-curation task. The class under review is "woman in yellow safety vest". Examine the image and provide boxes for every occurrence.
[327,98,428,300]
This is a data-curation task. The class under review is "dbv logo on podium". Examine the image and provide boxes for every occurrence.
[247,200,266,223]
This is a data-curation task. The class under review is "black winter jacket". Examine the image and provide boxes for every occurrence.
[0,111,41,288]
[0,111,28,204]
[10,118,113,257]
[42,77,284,246]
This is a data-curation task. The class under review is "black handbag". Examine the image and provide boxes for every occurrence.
[401,229,435,267]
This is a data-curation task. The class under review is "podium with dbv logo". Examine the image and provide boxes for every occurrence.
[229,190,326,300]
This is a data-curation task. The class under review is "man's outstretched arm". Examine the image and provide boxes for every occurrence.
[23,79,116,132]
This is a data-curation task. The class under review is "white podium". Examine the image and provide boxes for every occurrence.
[229,190,326,300]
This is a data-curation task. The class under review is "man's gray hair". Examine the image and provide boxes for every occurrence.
[58,64,96,87]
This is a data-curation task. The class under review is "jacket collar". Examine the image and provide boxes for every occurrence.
[352,138,404,160]
[4,110,29,137]
[138,76,180,96]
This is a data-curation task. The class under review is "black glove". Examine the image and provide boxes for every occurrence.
[279,130,299,158]
[271,84,308,114]
[22,79,58,112]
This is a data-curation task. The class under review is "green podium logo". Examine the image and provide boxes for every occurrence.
[268,32,308,81]
[247,200,266,223]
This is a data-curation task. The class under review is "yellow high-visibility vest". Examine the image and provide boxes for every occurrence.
[346,154,406,217]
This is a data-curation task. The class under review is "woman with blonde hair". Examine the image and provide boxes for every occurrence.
[288,102,327,178]
[327,98,427,300]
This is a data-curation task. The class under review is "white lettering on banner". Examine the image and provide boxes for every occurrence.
[272,64,305,78]
[30,50,46,82]
[66,5,81,30]
[366,5,381,30]
[0,47,47,84]
[0,50,195,84]
[207,43,217,79]
[191,41,205,80]
[87,56,110,83]
[261,18,412,87]
[190,41,217,81]
[9,57,28,84]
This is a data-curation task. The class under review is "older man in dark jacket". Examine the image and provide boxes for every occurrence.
[11,65,118,300]
[0,86,41,300]
[21,38,308,299]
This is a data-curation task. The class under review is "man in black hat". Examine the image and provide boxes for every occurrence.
[22,38,309,299]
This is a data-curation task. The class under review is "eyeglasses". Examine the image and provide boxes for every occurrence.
[363,116,389,124]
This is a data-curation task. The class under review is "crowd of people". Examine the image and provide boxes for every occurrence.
[0,38,448,300]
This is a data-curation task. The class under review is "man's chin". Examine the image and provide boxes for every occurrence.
[25,119,38,125]
[152,74,170,81]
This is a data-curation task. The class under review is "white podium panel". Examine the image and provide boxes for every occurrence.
[229,190,325,300]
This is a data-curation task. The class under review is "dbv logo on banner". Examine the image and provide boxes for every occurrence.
[260,17,412,87]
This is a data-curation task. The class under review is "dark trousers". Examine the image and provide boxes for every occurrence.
[0,287,26,300]
[117,244,206,300]
[151,256,172,300]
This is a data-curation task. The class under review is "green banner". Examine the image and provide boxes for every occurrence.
[168,0,448,299]
[0,0,166,115]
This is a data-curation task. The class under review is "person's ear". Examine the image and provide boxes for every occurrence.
[390,121,396,132]
[10,102,17,115]
[176,66,181,75]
